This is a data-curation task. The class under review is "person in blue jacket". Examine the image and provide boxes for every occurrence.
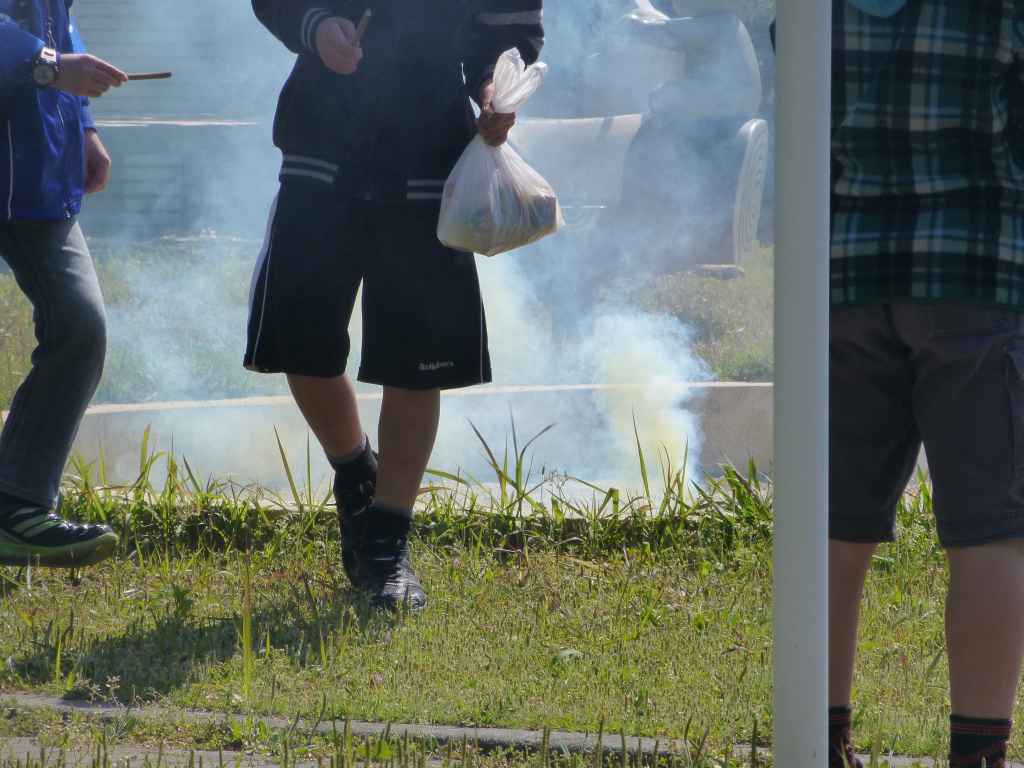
[0,0,127,567]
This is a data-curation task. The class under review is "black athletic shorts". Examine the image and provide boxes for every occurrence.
[244,182,492,390]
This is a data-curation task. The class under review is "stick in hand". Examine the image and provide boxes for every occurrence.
[127,72,173,81]
[353,10,372,46]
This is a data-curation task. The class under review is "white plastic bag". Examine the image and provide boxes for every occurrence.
[438,49,565,257]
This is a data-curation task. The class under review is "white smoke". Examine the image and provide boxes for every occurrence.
[430,250,710,488]
[582,313,707,477]
[72,0,771,492]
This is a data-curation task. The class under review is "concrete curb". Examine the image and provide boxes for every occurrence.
[2,694,692,758]
[5,694,1017,767]
[60,383,775,490]
[0,737,294,768]
[6,696,1015,765]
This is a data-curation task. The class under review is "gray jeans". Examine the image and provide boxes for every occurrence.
[0,220,106,508]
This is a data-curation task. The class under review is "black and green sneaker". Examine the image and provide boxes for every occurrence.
[0,504,118,567]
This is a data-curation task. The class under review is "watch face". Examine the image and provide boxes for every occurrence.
[33,63,56,86]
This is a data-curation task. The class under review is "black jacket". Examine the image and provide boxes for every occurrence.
[252,0,544,201]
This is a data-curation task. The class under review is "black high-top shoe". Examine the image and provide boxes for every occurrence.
[346,506,426,612]
[333,443,377,584]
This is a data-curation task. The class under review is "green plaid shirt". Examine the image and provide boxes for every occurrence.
[831,0,1024,308]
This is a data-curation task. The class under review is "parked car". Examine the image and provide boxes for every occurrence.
[509,0,770,319]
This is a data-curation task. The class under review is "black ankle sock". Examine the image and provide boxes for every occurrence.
[370,502,413,520]
[829,707,860,767]
[330,438,377,491]
[950,715,1011,767]
[328,435,370,470]
[829,706,853,736]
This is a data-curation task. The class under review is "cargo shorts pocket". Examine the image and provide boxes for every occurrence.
[929,305,1018,337]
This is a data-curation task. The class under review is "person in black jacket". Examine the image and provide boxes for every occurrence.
[247,0,544,612]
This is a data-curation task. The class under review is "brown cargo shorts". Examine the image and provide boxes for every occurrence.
[830,302,1024,548]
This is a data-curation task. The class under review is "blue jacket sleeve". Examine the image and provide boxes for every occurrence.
[0,19,45,89]
[253,0,352,56]
[79,98,94,130]
[68,18,95,130]
[460,0,545,101]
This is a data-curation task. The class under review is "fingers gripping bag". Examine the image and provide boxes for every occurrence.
[438,49,565,257]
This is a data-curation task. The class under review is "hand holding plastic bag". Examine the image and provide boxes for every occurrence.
[438,49,565,257]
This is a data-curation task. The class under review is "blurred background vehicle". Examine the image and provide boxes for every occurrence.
[513,0,770,278]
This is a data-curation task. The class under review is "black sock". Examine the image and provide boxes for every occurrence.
[829,707,860,767]
[950,715,1011,767]
[331,436,378,521]
[829,706,853,740]
[327,434,369,470]
[371,502,413,520]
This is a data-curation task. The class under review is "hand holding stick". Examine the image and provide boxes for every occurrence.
[53,53,127,97]
[316,15,366,75]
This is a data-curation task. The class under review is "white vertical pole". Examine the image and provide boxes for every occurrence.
[773,1,832,766]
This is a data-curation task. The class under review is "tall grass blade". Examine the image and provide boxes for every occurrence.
[274,427,304,512]
[241,556,255,703]
[632,414,651,504]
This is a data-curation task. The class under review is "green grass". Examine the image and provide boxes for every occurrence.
[627,250,773,383]
[848,483,952,760]
[0,545,771,741]
[0,445,1011,765]
[0,431,1010,763]
[0,272,35,411]
[0,438,776,759]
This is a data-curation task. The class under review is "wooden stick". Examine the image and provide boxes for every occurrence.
[353,9,372,45]
[127,72,172,81]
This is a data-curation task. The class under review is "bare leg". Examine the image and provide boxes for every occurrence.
[829,540,878,706]
[947,540,1024,718]
[375,386,441,511]
[287,374,364,458]
[287,377,440,511]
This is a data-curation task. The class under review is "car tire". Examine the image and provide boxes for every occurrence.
[731,118,770,265]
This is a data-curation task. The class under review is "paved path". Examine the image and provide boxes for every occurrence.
[2,693,693,759]
[1,737,300,768]
[6,692,1023,767]
[2,693,689,757]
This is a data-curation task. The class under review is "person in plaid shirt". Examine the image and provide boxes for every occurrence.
[827,1,1024,766]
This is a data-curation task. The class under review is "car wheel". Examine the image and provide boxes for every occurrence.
[731,118,770,265]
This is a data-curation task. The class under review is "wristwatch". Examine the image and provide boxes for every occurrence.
[31,47,59,88]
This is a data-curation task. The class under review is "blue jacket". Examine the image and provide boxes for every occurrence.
[0,0,94,221]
